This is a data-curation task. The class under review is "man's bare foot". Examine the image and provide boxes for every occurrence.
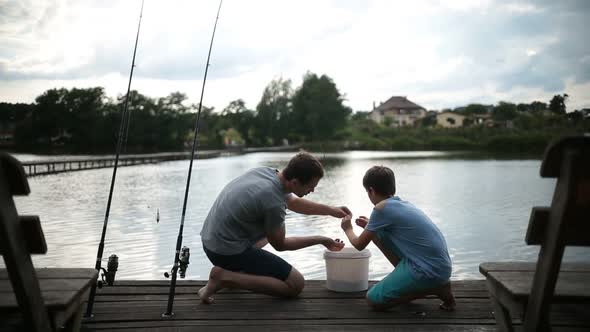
[436,282,456,311]
[198,266,224,304]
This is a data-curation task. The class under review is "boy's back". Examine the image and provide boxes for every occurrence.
[366,196,452,282]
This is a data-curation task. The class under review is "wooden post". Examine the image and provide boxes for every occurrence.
[0,155,52,331]
[524,149,587,331]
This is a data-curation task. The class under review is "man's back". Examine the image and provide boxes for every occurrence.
[200,167,289,255]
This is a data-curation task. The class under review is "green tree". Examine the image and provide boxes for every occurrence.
[33,88,69,145]
[530,101,547,113]
[463,104,489,115]
[65,87,108,150]
[549,94,568,115]
[222,99,256,145]
[255,78,293,145]
[493,102,518,121]
[291,72,351,141]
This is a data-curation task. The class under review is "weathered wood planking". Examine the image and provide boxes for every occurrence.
[480,263,590,300]
[75,279,590,331]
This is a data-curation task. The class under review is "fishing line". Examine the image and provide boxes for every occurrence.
[162,0,223,317]
[85,0,145,318]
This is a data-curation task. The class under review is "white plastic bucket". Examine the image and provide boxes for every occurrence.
[323,247,371,292]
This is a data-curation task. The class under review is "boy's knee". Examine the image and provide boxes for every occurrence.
[365,294,387,311]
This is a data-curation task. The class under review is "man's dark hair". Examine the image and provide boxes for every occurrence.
[363,166,396,196]
[282,151,324,184]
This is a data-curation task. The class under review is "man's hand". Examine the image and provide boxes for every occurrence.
[323,237,345,251]
[341,215,353,231]
[331,205,352,218]
[355,216,369,229]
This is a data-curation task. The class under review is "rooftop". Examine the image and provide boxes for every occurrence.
[375,96,425,111]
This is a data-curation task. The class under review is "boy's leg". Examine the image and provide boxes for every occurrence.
[434,282,456,311]
[372,235,400,267]
[366,258,455,311]
[366,258,415,310]
[366,281,456,311]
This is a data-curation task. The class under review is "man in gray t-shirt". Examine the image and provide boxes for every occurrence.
[198,152,350,304]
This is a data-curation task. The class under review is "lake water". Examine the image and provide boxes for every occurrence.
[5,151,589,281]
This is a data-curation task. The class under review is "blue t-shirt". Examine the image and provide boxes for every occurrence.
[366,196,452,282]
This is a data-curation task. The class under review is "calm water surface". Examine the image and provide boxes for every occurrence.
[6,151,589,280]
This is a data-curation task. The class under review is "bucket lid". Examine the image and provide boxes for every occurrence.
[324,247,371,259]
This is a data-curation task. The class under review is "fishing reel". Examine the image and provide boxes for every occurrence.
[97,254,118,288]
[164,246,190,279]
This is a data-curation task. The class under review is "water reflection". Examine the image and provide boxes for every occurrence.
[4,151,589,281]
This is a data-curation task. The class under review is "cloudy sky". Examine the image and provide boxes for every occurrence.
[1,0,589,112]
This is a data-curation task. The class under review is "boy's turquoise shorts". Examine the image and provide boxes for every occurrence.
[367,233,446,304]
[367,258,441,304]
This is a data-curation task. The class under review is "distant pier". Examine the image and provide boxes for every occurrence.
[20,145,300,177]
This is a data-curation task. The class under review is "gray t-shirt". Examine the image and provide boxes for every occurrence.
[200,167,291,255]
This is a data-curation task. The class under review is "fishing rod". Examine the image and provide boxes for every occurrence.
[85,0,145,318]
[162,0,223,317]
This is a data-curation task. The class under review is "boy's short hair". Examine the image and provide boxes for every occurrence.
[282,151,324,185]
[363,166,396,196]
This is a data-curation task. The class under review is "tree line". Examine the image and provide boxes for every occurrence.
[0,71,588,154]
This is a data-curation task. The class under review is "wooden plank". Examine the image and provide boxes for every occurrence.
[0,271,97,308]
[0,290,78,308]
[84,325,501,332]
[0,278,95,292]
[0,156,52,331]
[525,150,584,331]
[71,279,590,331]
[480,262,590,273]
[0,154,29,195]
[540,136,590,178]
[82,319,498,329]
[483,270,590,300]
[0,268,98,280]
[106,279,488,291]
[82,298,497,321]
[526,206,590,245]
[89,290,492,303]
[0,216,46,255]
[17,215,46,254]
[80,324,590,332]
[90,280,487,298]
[3,290,90,332]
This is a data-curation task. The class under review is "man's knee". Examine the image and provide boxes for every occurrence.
[285,268,304,297]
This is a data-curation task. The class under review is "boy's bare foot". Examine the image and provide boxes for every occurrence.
[198,266,224,304]
[436,282,456,311]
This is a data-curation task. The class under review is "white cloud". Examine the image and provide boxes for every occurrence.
[1,0,589,112]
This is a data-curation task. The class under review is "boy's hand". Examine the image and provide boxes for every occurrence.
[355,216,369,228]
[323,238,345,251]
[341,215,353,231]
[331,205,352,218]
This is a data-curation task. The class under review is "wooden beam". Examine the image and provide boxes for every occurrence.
[525,207,590,246]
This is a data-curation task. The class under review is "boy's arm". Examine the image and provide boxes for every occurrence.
[287,195,351,218]
[371,235,400,267]
[341,215,374,250]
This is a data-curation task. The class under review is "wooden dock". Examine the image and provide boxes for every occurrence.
[19,145,302,177]
[75,278,587,331]
[20,152,227,177]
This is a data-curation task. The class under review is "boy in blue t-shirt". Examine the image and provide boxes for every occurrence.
[341,166,456,311]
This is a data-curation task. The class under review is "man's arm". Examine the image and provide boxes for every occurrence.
[287,195,351,217]
[267,223,344,252]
